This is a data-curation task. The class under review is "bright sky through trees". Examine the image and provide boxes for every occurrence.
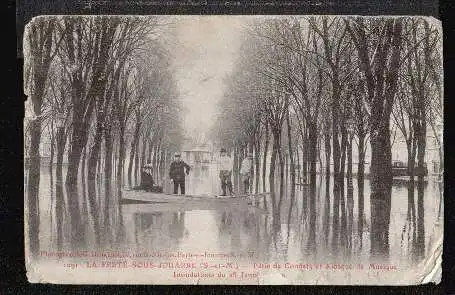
[170,16,245,140]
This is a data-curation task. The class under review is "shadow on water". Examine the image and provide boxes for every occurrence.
[30,165,440,267]
[399,178,427,266]
[415,178,426,262]
[322,175,331,247]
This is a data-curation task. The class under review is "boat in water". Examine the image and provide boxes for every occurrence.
[120,189,269,210]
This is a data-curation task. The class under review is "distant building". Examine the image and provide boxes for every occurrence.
[390,125,442,176]
[180,142,214,179]
[182,145,213,166]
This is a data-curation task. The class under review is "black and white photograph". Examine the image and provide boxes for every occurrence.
[23,15,443,284]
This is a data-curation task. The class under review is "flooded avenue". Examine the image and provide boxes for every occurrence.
[30,161,443,277]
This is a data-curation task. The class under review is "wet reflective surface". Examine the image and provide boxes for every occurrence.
[27,162,443,284]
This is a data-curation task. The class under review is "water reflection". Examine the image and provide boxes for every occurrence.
[128,211,186,252]
[31,163,441,269]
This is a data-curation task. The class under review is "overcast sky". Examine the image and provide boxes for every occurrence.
[167,16,246,141]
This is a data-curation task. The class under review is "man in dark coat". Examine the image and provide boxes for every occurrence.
[169,152,191,195]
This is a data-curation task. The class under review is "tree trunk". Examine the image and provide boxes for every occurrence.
[325,130,331,178]
[416,98,426,181]
[254,141,260,195]
[349,17,403,260]
[332,76,342,184]
[117,125,126,193]
[308,122,318,190]
[68,124,90,247]
[104,123,113,240]
[160,149,166,183]
[277,142,284,210]
[331,141,341,250]
[285,110,296,216]
[26,19,55,258]
[65,52,112,246]
[323,169,331,246]
[97,149,103,185]
[407,140,417,220]
[296,147,301,186]
[150,143,157,181]
[127,145,135,188]
[339,126,348,244]
[27,118,41,257]
[317,138,323,175]
[416,178,425,262]
[285,154,288,187]
[49,123,55,188]
[55,126,66,250]
[370,124,393,259]
[134,139,140,186]
[128,115,141,188]
[65,120,88,247]
[269,134,279,215]
[87,110,106,247]
[357,131,365,246]
[233,144,240,194]
[340,127,347,191]
[347,136,353,181]
[346,133,354,253]
[141,136,147,169]
[415,104,426,262]
[324,129,332,242]
[148,138,153,163]
[302,126,309,185]
[48,124,55,241]
[330,77,342,253]
[155,144,161,184]
[307,168,317,254]
[80,145,88,223]
[262,122,270,194]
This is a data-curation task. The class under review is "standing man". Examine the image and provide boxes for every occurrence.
[218,148,233,196]
[240,152,253,194]
[169,152,191,195]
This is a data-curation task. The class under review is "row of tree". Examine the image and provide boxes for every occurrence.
[211,16,442,258]
[24,16,184,257]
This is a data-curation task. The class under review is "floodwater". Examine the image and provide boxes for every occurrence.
[26,162,443,284]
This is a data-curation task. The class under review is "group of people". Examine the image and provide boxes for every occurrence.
[168,148,253,196]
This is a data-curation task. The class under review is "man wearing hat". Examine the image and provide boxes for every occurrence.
[218,148,233,196]
[169,152,191,195]
[240,152,253,194]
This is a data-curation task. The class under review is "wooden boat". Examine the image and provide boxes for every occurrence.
[120,189,268,207]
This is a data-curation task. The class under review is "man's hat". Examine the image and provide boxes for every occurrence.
[174,152,181,157]
[220,148,226,153]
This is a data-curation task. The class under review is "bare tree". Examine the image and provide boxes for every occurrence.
[346,17,404,258]
[24,16,61,257]
[58,17,119,247]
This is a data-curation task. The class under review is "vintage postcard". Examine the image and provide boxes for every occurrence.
[23,15,443,285]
